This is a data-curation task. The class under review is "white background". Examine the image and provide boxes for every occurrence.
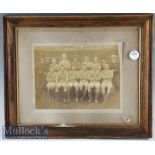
[0,0,155,155]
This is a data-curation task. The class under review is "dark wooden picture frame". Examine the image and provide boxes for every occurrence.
[4,14,153,139]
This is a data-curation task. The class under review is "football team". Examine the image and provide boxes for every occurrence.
[39,53,119,104]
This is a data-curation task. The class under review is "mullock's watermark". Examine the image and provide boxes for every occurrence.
[2,126,48,139]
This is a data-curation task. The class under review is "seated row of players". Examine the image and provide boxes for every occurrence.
[46,53,116,104]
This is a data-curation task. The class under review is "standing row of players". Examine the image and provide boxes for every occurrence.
[45,53,119,103]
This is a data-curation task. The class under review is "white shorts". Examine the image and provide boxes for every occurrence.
[46,82,56,90]
[57,82,67,88]
[89,81,100,88]
[68,82,79,88]
[101,80,113,93]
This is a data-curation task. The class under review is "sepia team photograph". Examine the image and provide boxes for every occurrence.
[34,44,121,109]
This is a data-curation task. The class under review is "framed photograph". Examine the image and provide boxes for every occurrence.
[4,14,153,138]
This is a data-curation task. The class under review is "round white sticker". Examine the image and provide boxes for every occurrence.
[129,50,139,60]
